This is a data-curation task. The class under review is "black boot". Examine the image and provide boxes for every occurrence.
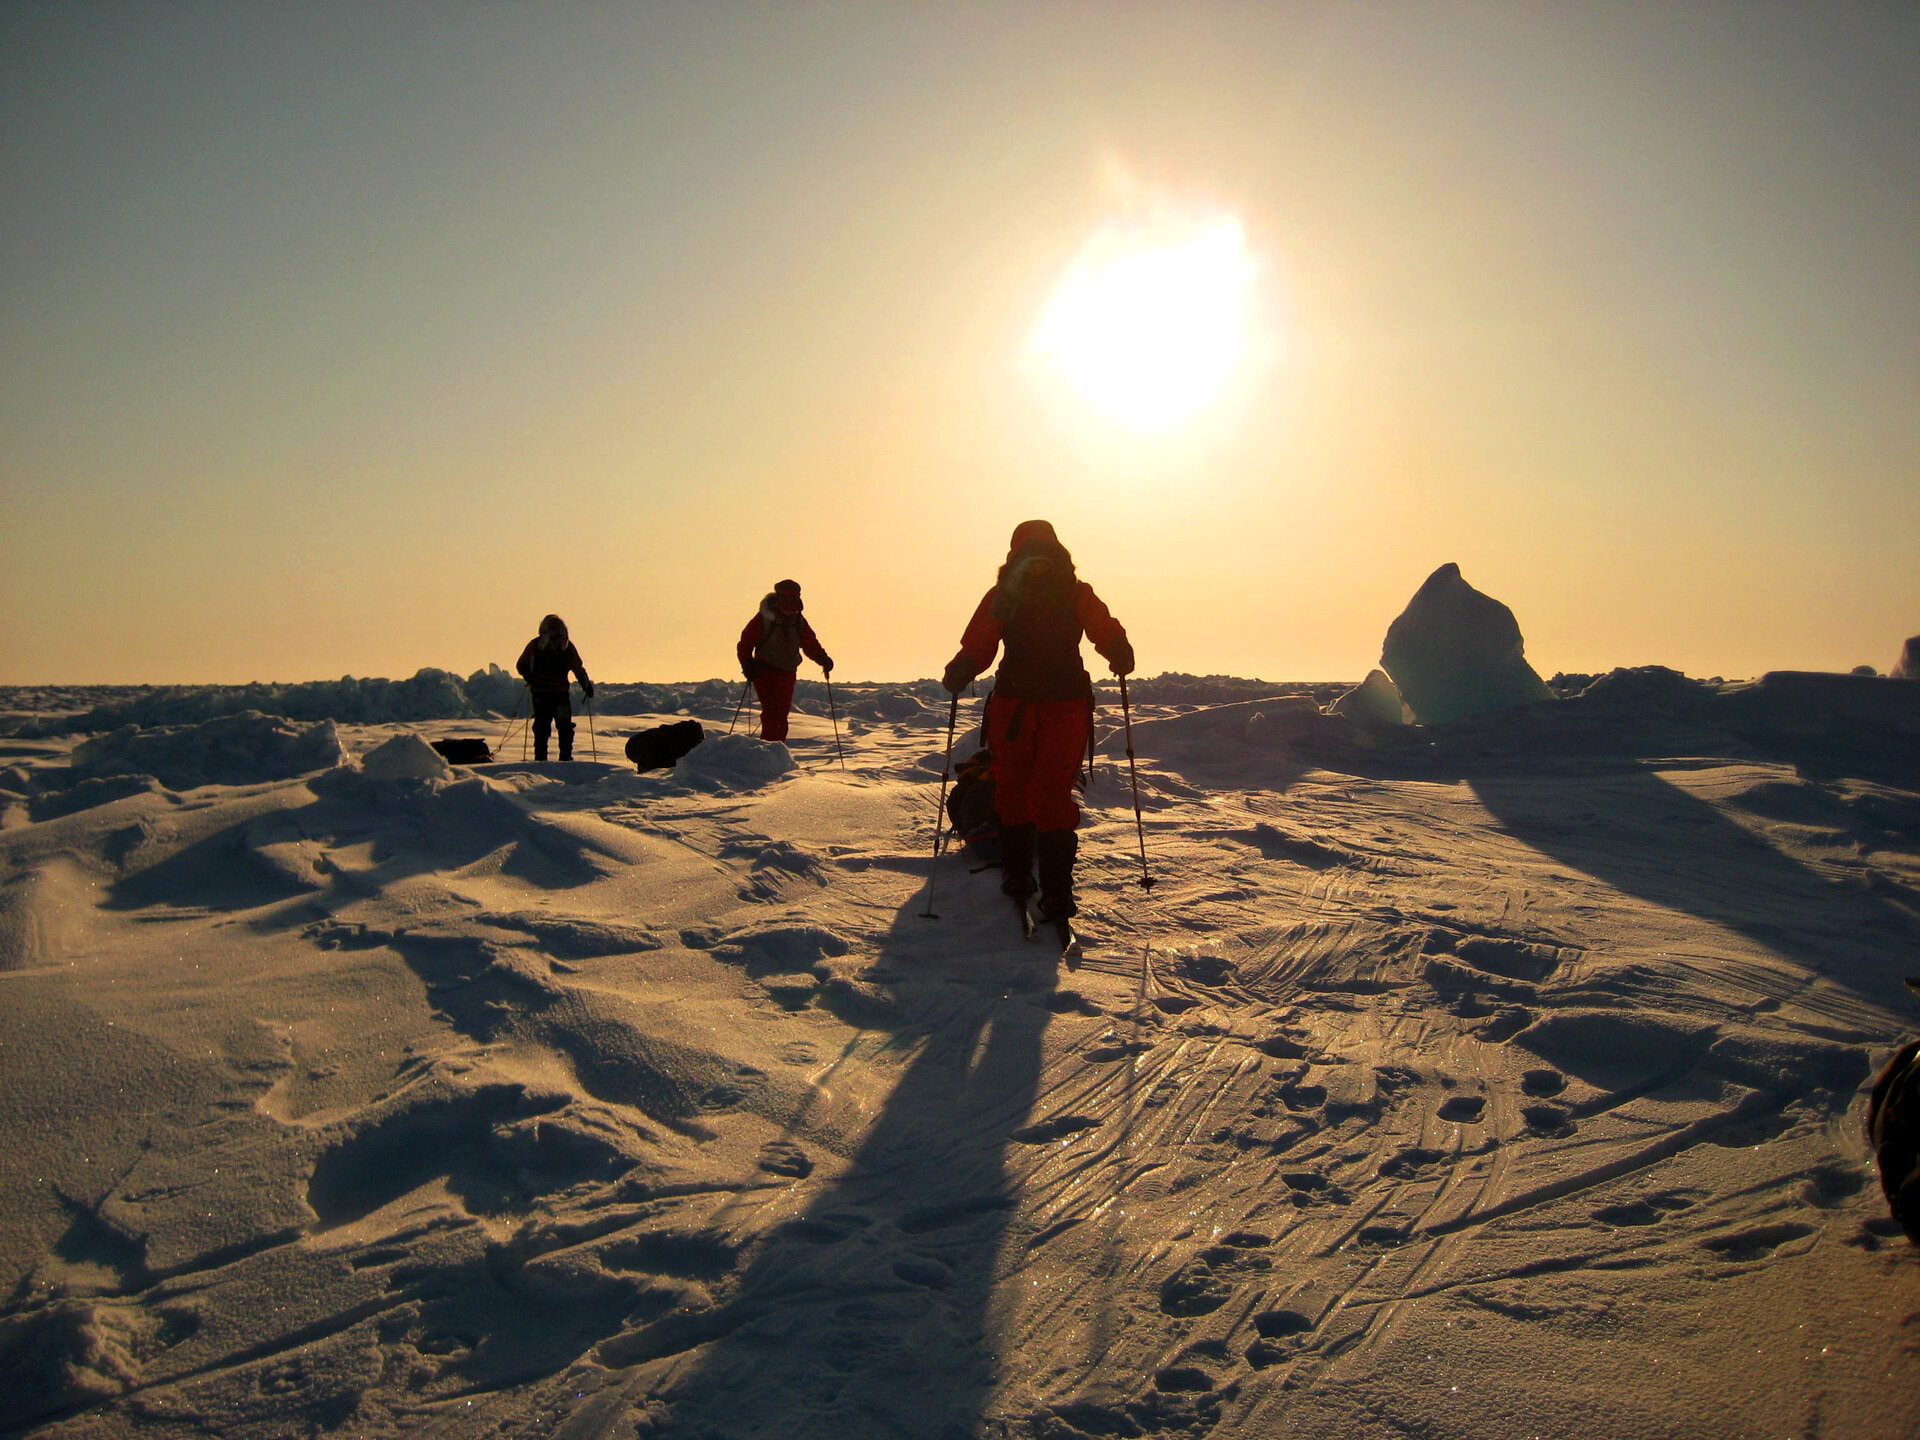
[999,822,1036,899]
[558,720,575,763]
[1037,829,1078,921]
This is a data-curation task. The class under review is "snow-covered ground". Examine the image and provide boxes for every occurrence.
[2,685,1917,1439]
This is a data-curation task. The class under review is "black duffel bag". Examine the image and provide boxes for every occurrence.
[625,720,705,773]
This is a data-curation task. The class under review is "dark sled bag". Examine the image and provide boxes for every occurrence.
[429,737,493,765]
[625,720,705,773]
[946,749,999,844]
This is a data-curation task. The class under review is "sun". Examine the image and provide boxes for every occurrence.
[1030,211,1256,437]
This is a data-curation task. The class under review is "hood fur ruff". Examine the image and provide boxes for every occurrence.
[992,552,1071,623]
[760,593,804,625]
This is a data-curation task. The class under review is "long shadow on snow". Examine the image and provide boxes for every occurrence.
[1463,760,1919,1019]
[613,892,1061,1440]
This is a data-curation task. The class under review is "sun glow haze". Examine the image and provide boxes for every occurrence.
[1030,212,1257,436]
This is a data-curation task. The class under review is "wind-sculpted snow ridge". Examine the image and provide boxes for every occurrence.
[0,688,1917,1439]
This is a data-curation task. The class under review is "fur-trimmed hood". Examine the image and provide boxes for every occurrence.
[759,592,805,626]
[993,549,1075,622]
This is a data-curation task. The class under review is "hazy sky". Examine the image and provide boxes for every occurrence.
[4,2,1916,684]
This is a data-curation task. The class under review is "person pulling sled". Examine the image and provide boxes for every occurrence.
[941,520,1132,949]
[738,579,833,743]
[516,614,594,762]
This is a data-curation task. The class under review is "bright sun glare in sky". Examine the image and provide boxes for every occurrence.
[1031,212,1256,436]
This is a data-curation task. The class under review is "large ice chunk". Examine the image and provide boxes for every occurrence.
[1329,669,1409,728]
[1380,564,1551,725]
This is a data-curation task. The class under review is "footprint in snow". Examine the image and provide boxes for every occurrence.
[757,1139,813,1178]
[1153,1365,1216,1393]
[1159,1259,1236,1316]
[1379,1145,1448,1179]
[1010,1115,1099,1144]
[1698,1222,1814,1261]
[1522,1104,1576,1138]
[1592,1193,1694,1227]
[1438,1094,1486,1122]
[1245,1309,1316,1368]
[1521,1068,1566,1096]
[1277,1082,1325,1111]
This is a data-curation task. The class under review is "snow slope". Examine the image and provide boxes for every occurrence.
[0,688,1916,1439]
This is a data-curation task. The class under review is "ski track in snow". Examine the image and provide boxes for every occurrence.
[1,696,1918,1440]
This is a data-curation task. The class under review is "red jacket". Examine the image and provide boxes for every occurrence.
[738,595,829,675]
[957,580,1127,702]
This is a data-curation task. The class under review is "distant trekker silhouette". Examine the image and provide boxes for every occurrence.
[942,520,1132,930]
[515,614,594,762]
[738,580,833,743]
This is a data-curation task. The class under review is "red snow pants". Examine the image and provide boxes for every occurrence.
[752,665,797,742]
[989,693,1090,833]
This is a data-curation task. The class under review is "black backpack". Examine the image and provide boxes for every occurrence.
[625,720,705,773]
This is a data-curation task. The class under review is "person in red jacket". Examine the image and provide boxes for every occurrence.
[737,579,833,743]
[942,520,1133,926]
[516,613,594,762]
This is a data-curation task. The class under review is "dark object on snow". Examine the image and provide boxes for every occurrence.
[625,720,705,773]
[1381,562,1551,726]
[1893,636,1920,681]
[1869,983,1920,1245]
[429,737,493,765]
[946,749,999,844]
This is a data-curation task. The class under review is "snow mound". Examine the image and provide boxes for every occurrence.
[1109,698,1318,759]
[359,733,453,782]
[68,712,348,790]
[1575,665,1715,711]
[0,1299,146,1424]
[851,692,926,721]
[711,923,851,973]
[672,733,794,789]
[26,774,169,822]
[1381,562,1551,725]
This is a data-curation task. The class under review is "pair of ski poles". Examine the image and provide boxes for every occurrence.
[494,683,597,763]
[728,673,846,771]
[920,676,1152,921]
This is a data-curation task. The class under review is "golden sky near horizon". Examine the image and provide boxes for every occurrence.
[3,4,1916,685]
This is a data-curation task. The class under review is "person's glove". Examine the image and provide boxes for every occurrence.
[742,660,758,682]
[942,654,977,696]
[1108,637,1135,678]
[581,680,595,700]
[820,655,834,676]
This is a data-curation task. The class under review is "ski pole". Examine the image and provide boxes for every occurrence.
[585,690,598,763]
[1118,675,1154,890]
[728,678,752,735]
[495,687,523,761]
[919,693,960,919]
[825,674,845,770]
